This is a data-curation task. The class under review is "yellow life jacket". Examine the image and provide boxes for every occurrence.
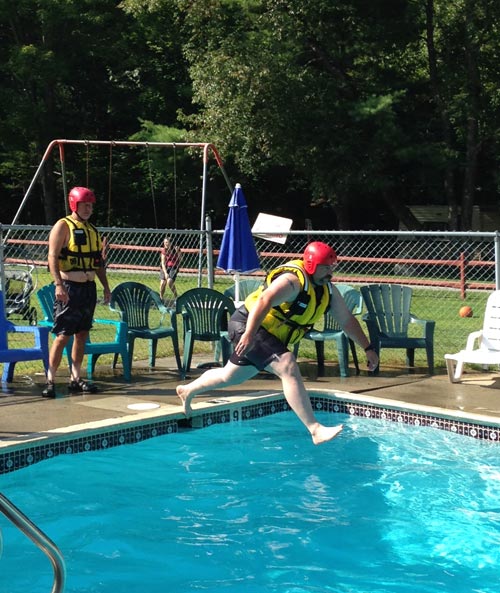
[58,216,103,273]
[244,259,332,345]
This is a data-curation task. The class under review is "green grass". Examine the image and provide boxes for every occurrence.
[2,273,490,378]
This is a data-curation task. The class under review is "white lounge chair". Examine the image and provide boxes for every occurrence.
[444,290,500,383]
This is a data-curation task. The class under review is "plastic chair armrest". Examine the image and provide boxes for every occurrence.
[465,329,483,351]
[93,318,121,326]
[9,325,44,335]
[410,315,436,339]
[107,303,123,324]
[94,318,128,340]
[361,312,379,344]
[150,292,176,326]
[167,308,178,333]
[8,324,49,348]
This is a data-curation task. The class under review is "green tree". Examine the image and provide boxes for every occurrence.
[425,0,500,230]
[177,0,426,228]
[177,0,500,230]
[0,0,190,226]
[2,0,500,230]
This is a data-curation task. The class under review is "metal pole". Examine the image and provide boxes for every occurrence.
[197,147,209,287]
[0,492,66,593]
[0,225,5,315]
[206,214,214,289]
[58,142,69,215]
[207,144,233,193]
[9,140,59,229]
[197,144,233,287]
[495,231,500,290]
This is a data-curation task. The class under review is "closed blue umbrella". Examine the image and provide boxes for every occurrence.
[217,183,260,302]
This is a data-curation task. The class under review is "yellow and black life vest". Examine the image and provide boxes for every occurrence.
[244,259,332,345]
[58,216,103,272]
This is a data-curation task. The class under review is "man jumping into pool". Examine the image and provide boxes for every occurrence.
[177,241,379,445]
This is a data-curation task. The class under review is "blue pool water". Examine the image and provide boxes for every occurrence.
[1,412,500,593]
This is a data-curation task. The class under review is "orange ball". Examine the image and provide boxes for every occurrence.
[459,306,473,318]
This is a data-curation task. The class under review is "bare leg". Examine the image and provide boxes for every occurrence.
[267,352,343,445]
[177,353,342,445]
[70,330,89,381]
[177,362,258,416]
[159,279,167,301]
[47,334,72,383]
[167,278,178,298]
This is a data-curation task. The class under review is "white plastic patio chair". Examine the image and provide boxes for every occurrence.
[444,290,500,383]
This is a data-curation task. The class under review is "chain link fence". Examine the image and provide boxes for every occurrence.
[1,223,499,374]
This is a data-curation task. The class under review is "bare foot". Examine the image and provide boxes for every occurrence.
[311,423,343,445]
[176,385,192,417]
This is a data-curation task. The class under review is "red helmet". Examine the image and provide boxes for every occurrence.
[68,186,96,212]
[303,242,337,274]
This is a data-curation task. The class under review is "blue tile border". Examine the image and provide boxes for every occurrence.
[0,418,178,474]
[1,392,500,474]
[308,395,500,441]
[235,395,500,442]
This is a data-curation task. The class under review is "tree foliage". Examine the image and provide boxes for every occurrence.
[0,0,499,230]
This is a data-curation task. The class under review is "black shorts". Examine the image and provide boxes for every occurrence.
[52,280,97,336]
[160,266,178,282]
[228,307,289,371]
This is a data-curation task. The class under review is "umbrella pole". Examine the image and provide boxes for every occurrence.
[234,272,241,303]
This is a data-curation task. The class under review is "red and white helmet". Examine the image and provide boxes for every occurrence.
[68,186,96,212]
[303,242,337,274]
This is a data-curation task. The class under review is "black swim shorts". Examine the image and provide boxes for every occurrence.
[52,280,97,336]
[159,266,179,282]
[227,307,289,371]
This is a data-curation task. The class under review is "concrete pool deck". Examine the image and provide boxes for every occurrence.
[1,353,500,449]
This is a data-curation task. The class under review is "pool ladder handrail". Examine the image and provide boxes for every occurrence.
[0,491,66,593]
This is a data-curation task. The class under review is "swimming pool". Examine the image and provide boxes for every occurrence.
[1,410,500,593]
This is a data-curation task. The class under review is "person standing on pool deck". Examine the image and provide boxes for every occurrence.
[177,241,379,445]
[42,186,111,398]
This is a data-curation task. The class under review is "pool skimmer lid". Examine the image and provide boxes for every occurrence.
[127,402,161,411]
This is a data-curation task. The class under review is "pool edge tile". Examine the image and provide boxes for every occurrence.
[2,389,500,474]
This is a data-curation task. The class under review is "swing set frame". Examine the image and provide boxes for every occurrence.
[9,138,234,287]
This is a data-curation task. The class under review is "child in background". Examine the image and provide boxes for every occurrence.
[159,236,181,302]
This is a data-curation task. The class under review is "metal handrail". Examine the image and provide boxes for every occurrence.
[0,492,66,593]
